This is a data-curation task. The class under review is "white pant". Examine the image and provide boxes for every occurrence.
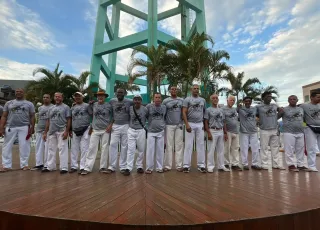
[108,124,128,171]
[47,131,69,171]
[224,132,240,166]
[240,132,260,167]
[35,131,49,167]
[2,126,30,168]
[183,122,205,168]
[127,128,145,171]
[71,128,90,170]
[207,129,225,170]
[146,130,164,171]
[305,127,320,170]
[283,133,305,167]
[260,129,282,168]
[164,124,184,170]
[84,129,109,172]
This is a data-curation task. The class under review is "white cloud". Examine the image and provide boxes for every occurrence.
[222,33,231,41]
[239,37,253,45]
[0,0,64,51]
[291,0,320,16]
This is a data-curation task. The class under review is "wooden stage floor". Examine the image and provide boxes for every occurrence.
[1,147,320,229]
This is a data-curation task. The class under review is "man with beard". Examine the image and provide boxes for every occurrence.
[182,84,206,173]
[106,88,133,174]
[69,92,92,174]
[256,91,285,170]
[278,95,308,171]
[0,88,35,172]
[81,90,112,175]
[163,86,184,172]
[123,94,148,176]
[300,91,320,172]
[222,96,241,171]
[238,97,261,170]
[205,94,230,172]
[145,93,166,174]
[42,92,71,174]
[31,94,53,171]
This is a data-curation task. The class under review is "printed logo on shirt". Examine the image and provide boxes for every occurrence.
[287,111,303,121]
[310,109,320,120]
[245,111,255,120]
[265,107,277,117]
[114,103,127,114]
[72,108,85,119]
[94,108,106,117]
[227,111,237,119]
[168,102,181,112]
[11,106,25,114]
[39,111,48,120]
[133,113,142,124]
[51,110,61,120]
[190,102,203,111]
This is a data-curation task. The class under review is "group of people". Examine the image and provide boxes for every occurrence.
[0,85,319,175]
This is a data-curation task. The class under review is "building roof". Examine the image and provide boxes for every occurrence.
[302,81,320,88]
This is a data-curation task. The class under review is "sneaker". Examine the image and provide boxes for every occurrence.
[145,170,152,174]
[105,169,115,174]
[0,167,11,173]
[99,168,107,173]
[69,168,77,173]
[288,165,299,172]
[31,165,44,171]
[297,166,309,171]
[261,166,269,170]
[137,168,144,174]
[183,167,190,173]
[207,169,214,173]
[78,169,84,174]
[163,168,170,172]
[60,170,68,174]
[243,165,250,170]
[273,166,286,170]
[81,170,89,175]
[218,167,230,172]
[22,166,30,171]
[231,165,243,171]
[224,164,230,169]
[198,167,206,173]
[308,168,319,172]
[120,169,126,174]
[123,169,131,176]
[251,165,262,170]
[176,168,183,172]
[156,169,164,173]
[41,168,51,173]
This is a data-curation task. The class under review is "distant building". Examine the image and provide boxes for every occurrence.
[0,80,31,105]
[302,81,320,102]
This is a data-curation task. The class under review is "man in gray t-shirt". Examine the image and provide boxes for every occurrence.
[256,91,284,170]
[300,91,320,171]
[238,97,261,170]
[0,88,35,171]
[145,93,166,173]
[0,105,3,118]
[32,94,53,171]
[182,84,206,173]
[42,92,71,173]
[222,96,241,170]
[278,95,307,171]
[162,86,184,172]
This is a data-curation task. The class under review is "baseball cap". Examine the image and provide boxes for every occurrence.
[73,92,84,97]
[133,94,142,99]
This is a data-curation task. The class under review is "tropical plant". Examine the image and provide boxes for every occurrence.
[245,85,279,102]
[114,80,140,94]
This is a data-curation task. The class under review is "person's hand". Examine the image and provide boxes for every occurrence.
[62,131,68,140]
[0,127,4,137]
[224,133,228,141]
[106,124,113,133]
[278,107,284,113]
[237,103,242,109]
[89,128,93,135]
[89,100,95,105]
[43,132,47,141]
[207,132,213,141]
[186,124,191,133]
[29,127,35,135]
[69,132,73,138]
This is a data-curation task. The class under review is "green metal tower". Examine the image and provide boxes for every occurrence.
[89,0,206,102]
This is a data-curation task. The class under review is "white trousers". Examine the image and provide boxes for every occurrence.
[207,129,225,170]
[2,126,30,169]
[283,133,305,167]
[146,130,164,171]
[260,129,282,168]
[164,125,184,170]
[305,127,320,170]
[127,128,146,171]
[240,133,260,167]
[224,132,240,166]
[47,131,68,171]
[71,128,90,170]
[35,131,48,167]
[108,124,128,171]
[84,129,109,172]
[183,122,205,168]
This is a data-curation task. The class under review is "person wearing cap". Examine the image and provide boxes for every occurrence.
[42,92,71,174]
[69,92,92,174]
[81,90,112,175]
[145,93,167,174]
[106,88,133,174]
[123,94,148,176]
[162,85,184,172]
[31,94,53,171]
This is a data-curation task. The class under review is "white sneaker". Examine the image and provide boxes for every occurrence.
[308,168,319,172]
[207,169,214,173]
[261,166,269,170]
[218,167,230,172]
[273,166,286,170]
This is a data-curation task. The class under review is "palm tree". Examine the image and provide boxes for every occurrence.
[114,80,140,94]
[246,85,279,102]
[25,63,79,106]
[127,45,173,101]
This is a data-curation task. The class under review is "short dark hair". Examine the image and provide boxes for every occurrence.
[288,95,297,99]
[311,91,320,98]
[243,96,252,101]
[154,92,161,96]
[168,85,177,90]
[261,91,272,99]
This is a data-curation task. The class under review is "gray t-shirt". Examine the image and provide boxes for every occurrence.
[3,99,35,128]
[36,104,53,132]
[110,98,133,125]
[183,96,206,123]
[146,104,166,133]
[300,103,320,126]
[71,103,91,131]
[222,106,239,134]
[256,103,279,130]
[89,102,112,130]
[162,97,183,125]
[238,106,257,134]
[48,103,71,135]
[129,106,148,129]
[280,106,304,134]
[0,105,3,117]
[204,107,225,129]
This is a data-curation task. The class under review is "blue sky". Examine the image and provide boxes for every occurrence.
[0,0,319,105]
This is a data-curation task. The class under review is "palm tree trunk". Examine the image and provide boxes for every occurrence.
[150,80,154,103]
